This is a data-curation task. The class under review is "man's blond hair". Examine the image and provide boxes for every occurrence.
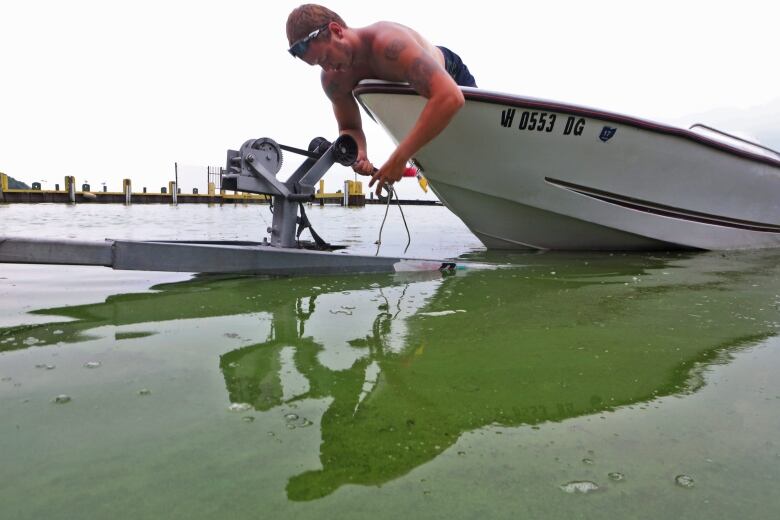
[286,4,347,44]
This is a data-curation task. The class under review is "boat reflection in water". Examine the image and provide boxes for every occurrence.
[4,250,780,501]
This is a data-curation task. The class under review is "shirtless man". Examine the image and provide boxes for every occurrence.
[286,4,477,195]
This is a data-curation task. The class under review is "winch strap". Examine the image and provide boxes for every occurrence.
[297,203,329,249]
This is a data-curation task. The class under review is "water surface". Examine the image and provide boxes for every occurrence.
[1,204,779,518]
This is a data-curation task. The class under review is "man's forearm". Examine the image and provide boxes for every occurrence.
[392,91,464,164]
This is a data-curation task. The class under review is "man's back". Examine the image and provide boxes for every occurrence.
[287,4,472,193]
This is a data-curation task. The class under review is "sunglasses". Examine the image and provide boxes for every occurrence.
[288,25,329,58]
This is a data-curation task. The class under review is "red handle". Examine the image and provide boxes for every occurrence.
[372,166,418,178]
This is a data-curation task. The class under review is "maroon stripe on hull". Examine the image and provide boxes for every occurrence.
[545,177,780,233]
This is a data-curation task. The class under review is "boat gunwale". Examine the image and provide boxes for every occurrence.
[352,83,780,170]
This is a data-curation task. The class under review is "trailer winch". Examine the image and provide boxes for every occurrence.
[0,135,463,275]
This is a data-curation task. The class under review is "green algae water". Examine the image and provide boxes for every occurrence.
[2,204,780,518]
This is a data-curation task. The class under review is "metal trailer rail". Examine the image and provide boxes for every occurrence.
[0,237,457,275]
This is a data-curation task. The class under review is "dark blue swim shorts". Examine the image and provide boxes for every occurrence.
[437,46,477,87]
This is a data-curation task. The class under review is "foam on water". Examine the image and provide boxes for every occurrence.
[559,481,600,494]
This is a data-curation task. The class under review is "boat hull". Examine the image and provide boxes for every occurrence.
[355,85,780,250]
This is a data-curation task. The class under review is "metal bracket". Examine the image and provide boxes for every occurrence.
[221,135,357,248]
[689,123,780,159]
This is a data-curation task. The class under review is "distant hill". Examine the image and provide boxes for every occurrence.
[4,175,30,190]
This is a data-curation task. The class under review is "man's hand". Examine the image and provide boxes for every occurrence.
[352,154,375,176]
[368,154,407,196]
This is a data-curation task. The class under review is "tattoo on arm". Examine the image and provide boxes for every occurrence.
[408,55,436,98]
[324,78,340,99]
[384,39,406,61]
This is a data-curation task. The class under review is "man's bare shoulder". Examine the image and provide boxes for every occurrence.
[368,21,423,54]
[368,21,414,35]
[367,22,443,74]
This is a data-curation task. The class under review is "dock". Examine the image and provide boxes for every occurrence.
[0,174,371,206]
[0,173,441,206]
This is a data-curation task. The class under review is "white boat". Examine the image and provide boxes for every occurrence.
[354,82,780,250]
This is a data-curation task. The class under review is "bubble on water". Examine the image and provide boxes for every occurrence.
[84,361,101,369]
[582,458,594,465]
[284,413,313,428]
[457,451,466,456]
[53,330,64,335]
[138,389,151,396]
[242,416,255,423]
[560,481,600,494]
[53,394,71,404]
[608,472,625,482]
[45,364,56,370]
[675,474,695,488]
[228,402,252,412]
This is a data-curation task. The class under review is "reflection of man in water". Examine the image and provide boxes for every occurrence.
[286,3,476,195]
[14,253,775,502]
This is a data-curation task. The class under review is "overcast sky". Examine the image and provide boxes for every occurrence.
[1,0,778,197]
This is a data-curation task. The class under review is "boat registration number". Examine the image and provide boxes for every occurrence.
[500,108,586,136]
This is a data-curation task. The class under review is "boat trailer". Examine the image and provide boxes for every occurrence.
[0,135,459,275]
